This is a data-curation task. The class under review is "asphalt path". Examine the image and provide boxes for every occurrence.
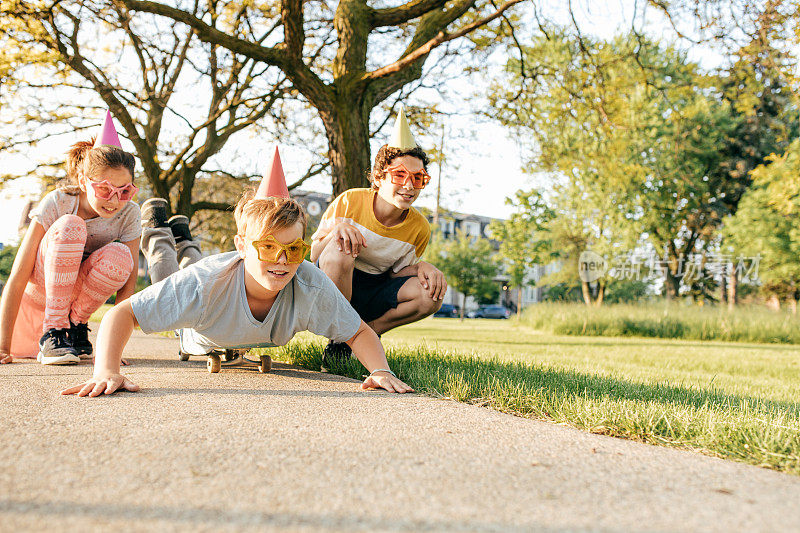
[2,329,799,532]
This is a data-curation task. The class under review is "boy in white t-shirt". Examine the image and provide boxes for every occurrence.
[62,148,413,396]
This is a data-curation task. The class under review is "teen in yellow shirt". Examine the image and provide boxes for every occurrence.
[311,144,446,363]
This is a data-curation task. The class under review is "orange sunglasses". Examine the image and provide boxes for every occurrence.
[385,163,431,189]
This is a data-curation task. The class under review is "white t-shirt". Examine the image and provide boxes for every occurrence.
[130,252,362,351]
[31,189,141,258]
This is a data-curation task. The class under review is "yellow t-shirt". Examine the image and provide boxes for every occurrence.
[313,188,430,275]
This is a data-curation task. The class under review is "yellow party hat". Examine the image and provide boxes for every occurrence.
[388,104,417,150]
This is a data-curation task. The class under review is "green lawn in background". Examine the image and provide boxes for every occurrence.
[270,317,800,475]
[521,302,800,344]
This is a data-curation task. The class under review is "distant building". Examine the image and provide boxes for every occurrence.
[292,190,329,237]
[421,208,551,313]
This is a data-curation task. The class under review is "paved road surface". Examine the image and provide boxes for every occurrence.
[2,330,799,532]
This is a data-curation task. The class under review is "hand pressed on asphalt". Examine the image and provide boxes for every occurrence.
[61,372,140,397]
[361,372,414,393]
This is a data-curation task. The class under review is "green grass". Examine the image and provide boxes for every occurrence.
[521,302,800,344]
[260,318,800,475]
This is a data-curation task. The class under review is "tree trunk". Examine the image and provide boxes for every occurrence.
[767,294,780,311]
[581,281,592,306]
[789,298,797,315]
[727,267,738,311]
[664,271,681,300]
[594,282,605,307]
[720,273,727,305]
[517,286,523,317]
[460,292,466,322]
[319,101,373,196]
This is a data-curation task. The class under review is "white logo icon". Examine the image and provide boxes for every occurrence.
[579,250,606,282]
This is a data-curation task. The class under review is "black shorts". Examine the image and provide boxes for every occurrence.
[350,268,413,323]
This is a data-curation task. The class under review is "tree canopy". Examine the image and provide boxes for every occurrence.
[1,0,333,218]
[487,17,799,304]
[111,0,525,196]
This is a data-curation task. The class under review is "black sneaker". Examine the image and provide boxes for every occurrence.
[141,198,169,229]
[168,215,193,243]
[68,321,93,359]
[321,341,352,372]
[38,328,80,365]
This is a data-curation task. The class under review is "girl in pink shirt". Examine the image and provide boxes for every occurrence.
[0,113,141,365]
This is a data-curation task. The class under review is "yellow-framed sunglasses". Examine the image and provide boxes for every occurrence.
[250,235,311,263]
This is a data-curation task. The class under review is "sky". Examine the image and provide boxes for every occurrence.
[0,0,726,246]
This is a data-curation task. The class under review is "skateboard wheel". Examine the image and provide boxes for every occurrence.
[259,355,272,373]
[207,354,221,373]
[179,351,190,362]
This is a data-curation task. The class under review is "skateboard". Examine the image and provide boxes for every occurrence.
[178,348,272,374]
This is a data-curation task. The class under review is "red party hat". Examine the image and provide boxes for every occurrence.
[255,147,291,199]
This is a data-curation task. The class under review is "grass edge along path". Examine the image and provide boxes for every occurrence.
[261,341,800,476]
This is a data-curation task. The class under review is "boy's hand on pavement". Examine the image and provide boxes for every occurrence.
[361,372,414,394]
[417,262,447,300]
[331,222,367,257]
[61,372,140,397]
[0,350,12,364]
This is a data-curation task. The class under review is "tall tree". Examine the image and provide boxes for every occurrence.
[1,0,327,218]
[111,0,526,196]
[723,138,800,310]
[489,29,797,300]
[489,33,670,302]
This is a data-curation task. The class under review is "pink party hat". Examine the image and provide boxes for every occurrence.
[255,147,291,199]
[93,111,122,148]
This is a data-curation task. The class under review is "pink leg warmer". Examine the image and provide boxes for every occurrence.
[69,242,134,324]
[33,215,87,331]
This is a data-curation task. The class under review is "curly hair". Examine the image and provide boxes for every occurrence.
[369,145,430,189]
[59,137,136,196]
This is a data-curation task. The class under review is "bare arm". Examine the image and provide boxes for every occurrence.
[0,222,46,363]
[310,229,335,263]
[60,299,140,396]
[345,320,413,393]
[114,237,141,303]
[310,221,367,262]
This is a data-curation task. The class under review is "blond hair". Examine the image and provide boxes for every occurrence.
[234,188,308,239]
